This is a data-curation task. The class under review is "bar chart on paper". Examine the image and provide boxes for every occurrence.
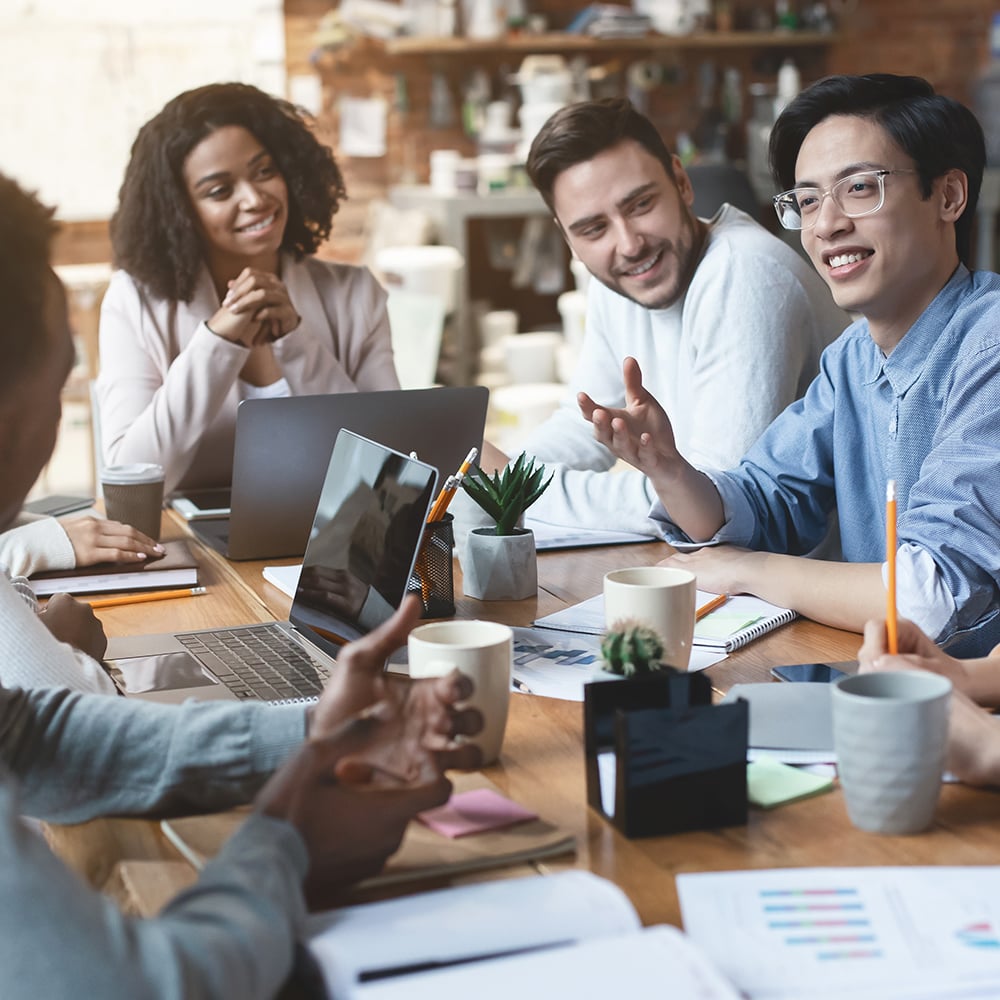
[758,885,880,962]
[677,867,1000,998]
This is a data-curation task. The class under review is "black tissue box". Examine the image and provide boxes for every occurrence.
[583,672,748,838]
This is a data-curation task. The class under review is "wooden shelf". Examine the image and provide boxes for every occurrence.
[382,30,837,57]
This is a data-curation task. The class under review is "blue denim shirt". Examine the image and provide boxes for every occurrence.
[653,265,1000,657]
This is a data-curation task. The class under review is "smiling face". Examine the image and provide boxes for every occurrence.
[552,140,705,311]
[795,114,964,350]
[182,124,289,283]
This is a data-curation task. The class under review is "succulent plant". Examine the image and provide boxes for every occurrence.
[600,620,674,676]
[461,452,552,536]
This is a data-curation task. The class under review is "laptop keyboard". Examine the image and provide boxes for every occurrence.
[178,624,330,703]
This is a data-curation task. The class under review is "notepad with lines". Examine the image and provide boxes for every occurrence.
[534,592,797,653]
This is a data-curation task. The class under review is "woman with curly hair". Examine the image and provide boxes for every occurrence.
[96,82,399,493]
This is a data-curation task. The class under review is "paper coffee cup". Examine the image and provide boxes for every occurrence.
[101,463,165,541]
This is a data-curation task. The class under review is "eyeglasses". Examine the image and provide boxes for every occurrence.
[772,169,916,231]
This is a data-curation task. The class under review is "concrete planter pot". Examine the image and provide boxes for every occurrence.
[461,527,537,601]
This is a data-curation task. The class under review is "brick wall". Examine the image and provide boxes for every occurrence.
[286,0,997,266]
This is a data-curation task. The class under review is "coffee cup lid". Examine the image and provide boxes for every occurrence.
[101,462,165,485]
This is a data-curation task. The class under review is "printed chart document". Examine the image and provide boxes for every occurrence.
[308,871,740,999]
[511,627,725,698]
[535,591,796,652]
[678,866,1000,999]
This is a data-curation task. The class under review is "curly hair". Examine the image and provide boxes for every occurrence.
[0,172,59,392]
[769,74,985,266]
[110,82,347,302]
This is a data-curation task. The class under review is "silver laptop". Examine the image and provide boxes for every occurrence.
[105,430,437,705]
[189,386,488,560]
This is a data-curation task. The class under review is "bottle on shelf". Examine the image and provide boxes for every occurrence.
[775,57,801,117]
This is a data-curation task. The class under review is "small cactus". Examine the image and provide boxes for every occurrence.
[600,620,672,676]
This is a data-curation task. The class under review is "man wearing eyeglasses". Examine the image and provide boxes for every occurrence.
[584,73,1000,656]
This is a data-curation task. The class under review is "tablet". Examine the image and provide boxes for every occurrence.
[169,489,232,521]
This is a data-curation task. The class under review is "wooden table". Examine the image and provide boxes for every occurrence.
[44,520,1000,924]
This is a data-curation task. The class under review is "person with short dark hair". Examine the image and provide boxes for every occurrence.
[96,83,399,494]
[491,98,846,536]
[0,170,481,997]
[585,74,1000,656]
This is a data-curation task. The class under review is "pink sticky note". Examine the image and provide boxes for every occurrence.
[417,788,538,839]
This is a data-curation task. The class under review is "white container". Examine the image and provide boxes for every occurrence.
[479,309,518,348]
[477,152,513,195]
[502,330,562,384]
[491,381,565,437]
[569,258,591,292]
[375,245,464,314]
[557,290,587,351]
[518,101,565,154]
[513,55,573,105]
[429,149,460,194]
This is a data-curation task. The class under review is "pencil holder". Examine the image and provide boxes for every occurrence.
[409,514,456,618]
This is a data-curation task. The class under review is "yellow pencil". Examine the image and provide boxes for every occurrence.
[427,447,479,522]
[86,586,206,610]
[696,593,730,621]
[886,479,898,655]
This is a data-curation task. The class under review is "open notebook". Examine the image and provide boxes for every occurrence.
[308,870,740,1000]
[534,592,797,653]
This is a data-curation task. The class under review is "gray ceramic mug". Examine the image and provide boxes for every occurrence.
[832,671,951,835]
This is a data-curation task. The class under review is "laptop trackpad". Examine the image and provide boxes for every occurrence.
[109,651,221,694]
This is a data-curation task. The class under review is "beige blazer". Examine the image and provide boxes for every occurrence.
[96,256,399,493]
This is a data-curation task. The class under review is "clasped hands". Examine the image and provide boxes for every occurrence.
[256,596,484,908]
[208,267,301,348]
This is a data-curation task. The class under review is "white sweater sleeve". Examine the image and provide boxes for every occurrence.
[519,292,662,536]
[0,516,76,577]
[0,572,117,695]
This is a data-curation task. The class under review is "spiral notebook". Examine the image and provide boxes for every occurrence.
[534,592,797,652]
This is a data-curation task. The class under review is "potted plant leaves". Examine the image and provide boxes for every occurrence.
[459,453,551,600]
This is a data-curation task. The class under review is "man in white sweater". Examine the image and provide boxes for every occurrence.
[0,170,482,997]
[493,99,847,535]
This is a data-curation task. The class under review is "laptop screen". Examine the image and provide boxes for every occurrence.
[288,429,437,658]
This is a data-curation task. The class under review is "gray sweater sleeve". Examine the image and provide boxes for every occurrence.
[0,685,305,822]
[0,687,310,997]
[0,783,308,1000]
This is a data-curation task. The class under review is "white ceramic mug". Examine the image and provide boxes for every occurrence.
[408,620,513,765]
[603,566,697,670]
[832,671,951,835]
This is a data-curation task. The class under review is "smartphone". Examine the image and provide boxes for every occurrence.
[169,489,232,521]
[23,494,95,518]
[770,662,851,684]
